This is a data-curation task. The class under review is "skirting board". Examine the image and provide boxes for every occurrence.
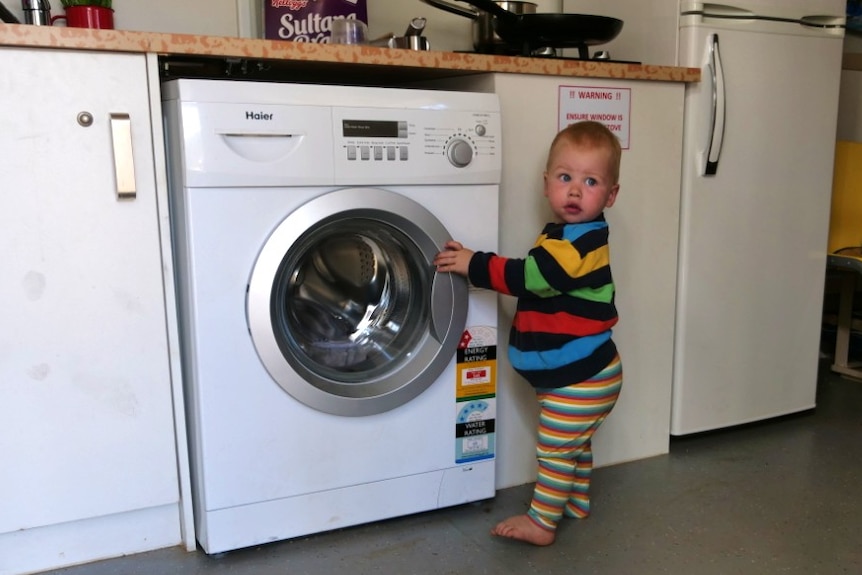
[0,504,183,575]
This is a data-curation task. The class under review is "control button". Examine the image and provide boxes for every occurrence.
[374,146,383,160]
[347,146,357,161]
[400,146,409,161]
[475,125,487,137]
[360,146,370,161]
[387,146,396,161]
[446,138,473,168]
[398,121,408,138]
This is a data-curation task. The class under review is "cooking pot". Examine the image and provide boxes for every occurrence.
[424,0,623,57]
[419,0,538,54]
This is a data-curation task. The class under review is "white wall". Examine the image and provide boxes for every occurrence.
[236,0,476,48]
[7,1,859,64]
[838,69,862,141]
[7,0,240,35]
[113,0,239,35]
[236,0,561,53]
[256,0,562,51]
[845,33,862,53]
[9,1,566,53]
[562,0,679,64]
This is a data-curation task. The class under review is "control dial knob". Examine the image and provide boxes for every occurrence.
[446,138,474,168]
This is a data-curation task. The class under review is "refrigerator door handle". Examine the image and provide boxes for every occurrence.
[704,33,726,176]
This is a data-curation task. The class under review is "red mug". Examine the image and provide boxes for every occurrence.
[51,6,114,29]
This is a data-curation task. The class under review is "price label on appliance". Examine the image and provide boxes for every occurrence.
[558,85,631,149]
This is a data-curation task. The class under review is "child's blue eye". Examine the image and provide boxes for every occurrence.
[585,177,598,186]
[560,174,572,182]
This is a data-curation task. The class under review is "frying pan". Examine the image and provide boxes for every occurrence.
[456,0,623,57]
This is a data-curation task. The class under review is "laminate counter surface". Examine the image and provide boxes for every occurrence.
[0,24,700,83]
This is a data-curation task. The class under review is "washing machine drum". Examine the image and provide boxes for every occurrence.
[285,225,424,376]
[246,188,467,417]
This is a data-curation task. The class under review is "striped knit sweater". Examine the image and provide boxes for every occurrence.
[467,215,618,389]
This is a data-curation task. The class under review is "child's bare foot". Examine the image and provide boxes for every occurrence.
[490,514,555,546]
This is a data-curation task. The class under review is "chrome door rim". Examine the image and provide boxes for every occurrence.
[246,188,467,416]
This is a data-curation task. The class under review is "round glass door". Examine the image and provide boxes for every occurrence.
[247,188,467,416]
[279,218,427,382]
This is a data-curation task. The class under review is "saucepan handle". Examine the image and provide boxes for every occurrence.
[453,0,514,19]
[418,0,479,20]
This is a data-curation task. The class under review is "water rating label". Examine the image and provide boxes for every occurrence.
[455,327,497,463]
[455,398,496,463]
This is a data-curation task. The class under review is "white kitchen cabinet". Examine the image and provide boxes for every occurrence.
[0,48,191,575]
[425,74,685,489]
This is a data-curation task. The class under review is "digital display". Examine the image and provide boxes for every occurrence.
[342,120,403,138]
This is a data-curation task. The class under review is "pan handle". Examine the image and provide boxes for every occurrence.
[418,0,479,19]
[453,0,516,19]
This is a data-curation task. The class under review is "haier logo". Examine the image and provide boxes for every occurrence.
[246,111,274,120]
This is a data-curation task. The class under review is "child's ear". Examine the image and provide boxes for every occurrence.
[605,184,620,208]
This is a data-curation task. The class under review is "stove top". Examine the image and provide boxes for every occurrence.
[459,49,640,65]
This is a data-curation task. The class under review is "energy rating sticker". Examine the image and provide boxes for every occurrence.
[456,327,497,401]
[455,398,496,463]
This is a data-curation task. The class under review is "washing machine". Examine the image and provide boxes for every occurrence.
[161,79,501,553]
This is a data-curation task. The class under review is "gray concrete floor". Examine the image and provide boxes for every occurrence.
[44,363,861,575]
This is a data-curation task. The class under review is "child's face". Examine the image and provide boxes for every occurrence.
[543,140,619,224]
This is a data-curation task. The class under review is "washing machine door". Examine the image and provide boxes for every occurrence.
[247,188,468,416]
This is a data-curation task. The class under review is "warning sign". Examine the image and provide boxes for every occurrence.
[558,85,631,149]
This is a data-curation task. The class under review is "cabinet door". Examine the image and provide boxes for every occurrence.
[427,73,684,487]
[0,48,179,532]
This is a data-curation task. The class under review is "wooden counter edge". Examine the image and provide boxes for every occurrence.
[0,23,700,83]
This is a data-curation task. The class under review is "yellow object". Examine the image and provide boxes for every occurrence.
[826,141,862,380]
[828,140,862,254]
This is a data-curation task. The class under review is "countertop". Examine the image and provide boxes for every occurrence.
[0,24,700,84]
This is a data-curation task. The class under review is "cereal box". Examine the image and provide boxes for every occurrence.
[263,0,369,43]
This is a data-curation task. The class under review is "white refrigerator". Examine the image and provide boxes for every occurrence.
[564,0,846,434]
[672,0,845,434]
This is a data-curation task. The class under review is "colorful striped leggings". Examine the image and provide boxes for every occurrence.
[527,354,623,532]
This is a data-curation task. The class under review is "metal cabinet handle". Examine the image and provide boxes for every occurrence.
[109,113,137,199]
[704,33,726,176]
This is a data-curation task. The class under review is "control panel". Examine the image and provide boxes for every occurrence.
[167,80,502,187]
[340,129,484,166]
[331,107,500,179]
